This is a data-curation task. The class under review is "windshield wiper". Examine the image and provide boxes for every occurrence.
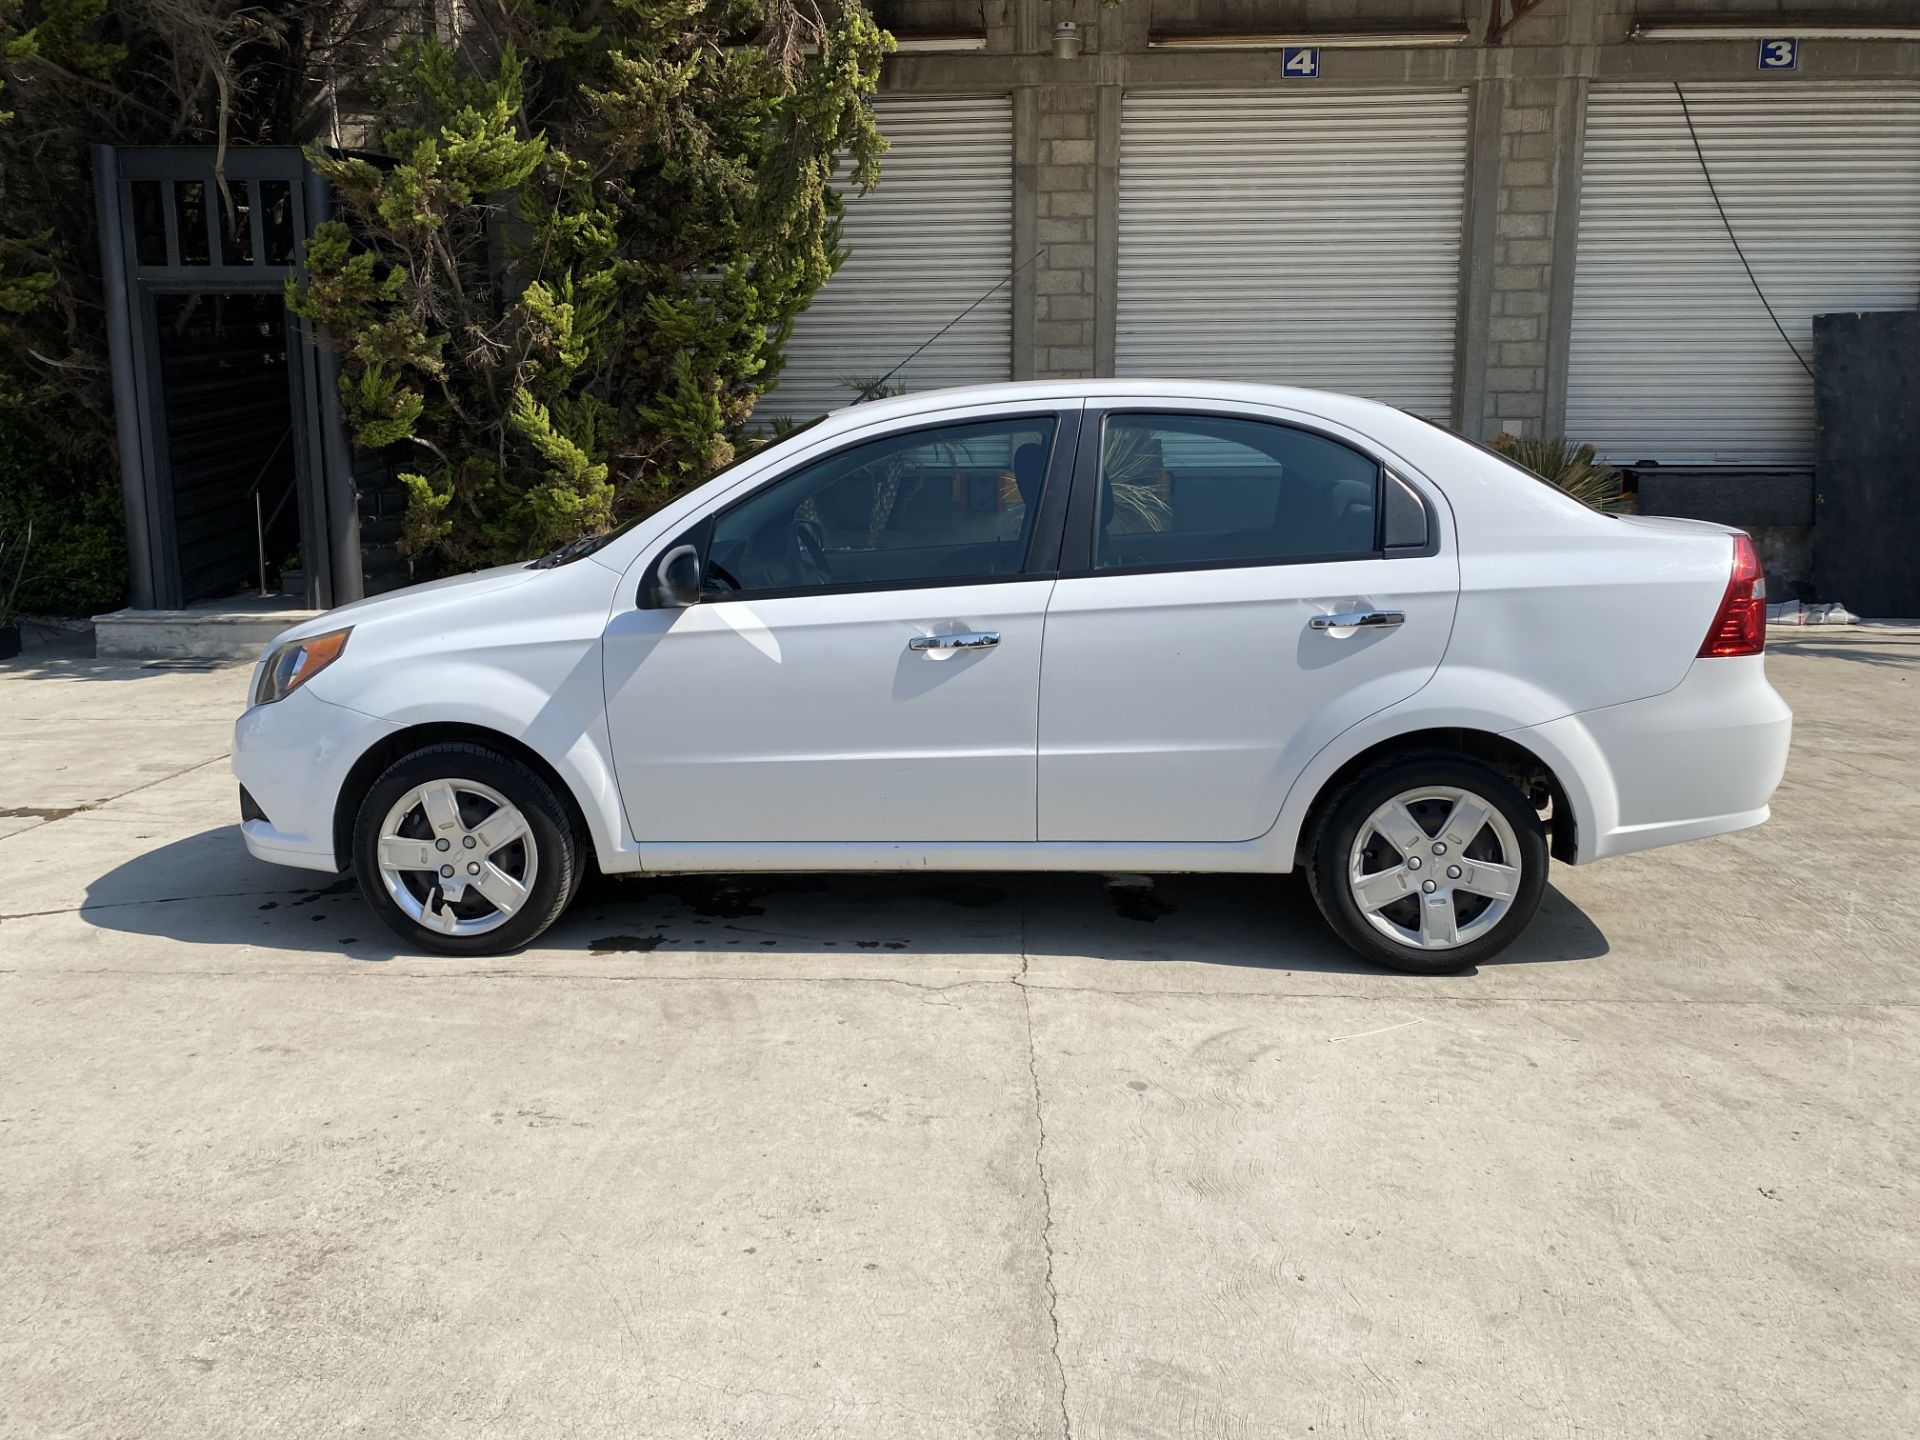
[529,533,607,569]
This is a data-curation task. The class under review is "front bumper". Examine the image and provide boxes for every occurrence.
[1510,655,1792,864]
[232,686,399,873]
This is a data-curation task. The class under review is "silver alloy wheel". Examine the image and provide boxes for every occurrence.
[376,778,539,937]
[1347,785,1523,951]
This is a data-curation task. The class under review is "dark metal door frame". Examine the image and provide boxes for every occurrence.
[92,144,360,611]
[137,284,318,607]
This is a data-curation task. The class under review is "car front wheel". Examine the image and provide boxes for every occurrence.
[1307,755,1548,974]
[352,742,582,955]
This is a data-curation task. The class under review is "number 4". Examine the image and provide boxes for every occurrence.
[1283,46,1319,78]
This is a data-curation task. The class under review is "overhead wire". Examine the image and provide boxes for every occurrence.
[857,246,1051,401]
[1672,81,1816,379]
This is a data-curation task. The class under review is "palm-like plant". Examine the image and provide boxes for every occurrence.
[1489,434,1625,512]
[1100,425,1175,532]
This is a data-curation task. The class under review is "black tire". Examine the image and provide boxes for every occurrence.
[352,742,582,956]
[1306,754,1548,975]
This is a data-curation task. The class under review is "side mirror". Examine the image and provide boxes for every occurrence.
[650,543,703,609]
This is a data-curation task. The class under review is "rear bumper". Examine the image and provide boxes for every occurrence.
[232,686,398,873]
[1509,655,1792,864]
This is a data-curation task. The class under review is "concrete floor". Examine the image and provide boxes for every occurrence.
[1,632,1915,1438]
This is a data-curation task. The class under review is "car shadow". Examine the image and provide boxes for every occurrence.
[1765,633,1920,669]
[78,826,1611,976]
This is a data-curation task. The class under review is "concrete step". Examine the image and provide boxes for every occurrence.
[93,606,319,661]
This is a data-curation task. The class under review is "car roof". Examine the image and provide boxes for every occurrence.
[590,376,1612,577]
[821,378,1408,430]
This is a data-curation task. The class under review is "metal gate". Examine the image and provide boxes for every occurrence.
[93,145,358,610]
[760,95,1014,421]
[150,292,301,604]
[1566,83,1920,465]
[1115,89,1471,420]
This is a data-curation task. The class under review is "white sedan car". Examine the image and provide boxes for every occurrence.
[233,381,1790,973]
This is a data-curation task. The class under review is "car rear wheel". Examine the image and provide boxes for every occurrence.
[1307,755,1548,975]
[352,742,581,955]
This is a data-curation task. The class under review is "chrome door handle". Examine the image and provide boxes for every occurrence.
[908,631,1000,653]
[1310,609,1406,631]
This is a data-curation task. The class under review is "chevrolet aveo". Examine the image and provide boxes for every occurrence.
[233,382,1792,973]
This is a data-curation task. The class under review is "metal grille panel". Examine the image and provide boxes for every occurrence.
[1116,89,1471,419]
[1567,83,1920,465]
[761,95,1013,421]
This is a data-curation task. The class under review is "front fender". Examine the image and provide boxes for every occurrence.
[321,651,632,872]
[304,562,635,872]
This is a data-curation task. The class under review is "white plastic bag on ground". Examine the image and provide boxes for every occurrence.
[1767,601,1858,625]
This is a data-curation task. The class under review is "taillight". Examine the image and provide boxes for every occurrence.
[1698,533,1766,657]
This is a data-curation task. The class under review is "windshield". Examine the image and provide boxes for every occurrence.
[529,416,831,568]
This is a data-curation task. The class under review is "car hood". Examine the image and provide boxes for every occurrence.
[267,564,537,647]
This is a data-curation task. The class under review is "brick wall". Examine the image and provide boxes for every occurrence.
[1483,75,1564,436]
[1031,86,1098,378]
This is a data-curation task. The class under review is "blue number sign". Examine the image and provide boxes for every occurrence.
[1282,46,1320,79]
[1758,38,1798,71]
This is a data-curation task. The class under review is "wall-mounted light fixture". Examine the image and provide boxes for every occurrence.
[1148,27,1471,50]
[1631,22,1920,41]
[891,31,989,53]
[1053,20,1084,61]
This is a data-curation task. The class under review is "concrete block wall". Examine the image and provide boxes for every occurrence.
[1481,72,1568,437]
[1030,84,1100,378]
[879,0,1920,443]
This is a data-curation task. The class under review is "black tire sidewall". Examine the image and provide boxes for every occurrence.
[1310,755,1549,975]
[352,743,578,955]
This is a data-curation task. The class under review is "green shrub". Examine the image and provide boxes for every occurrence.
[0,417,127,615]
[290,5,893,573]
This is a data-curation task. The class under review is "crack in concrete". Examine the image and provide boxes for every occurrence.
[0,754,230,846]
[1018,885,1074,1440]
[0,887,299,923]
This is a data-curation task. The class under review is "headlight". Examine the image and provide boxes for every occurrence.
[253,627,352,706]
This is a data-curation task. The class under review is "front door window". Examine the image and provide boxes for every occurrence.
[705,415,1059,597]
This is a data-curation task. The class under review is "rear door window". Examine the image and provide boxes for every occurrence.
[1093,413,1381,571]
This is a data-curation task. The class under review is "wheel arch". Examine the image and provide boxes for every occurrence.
[1290,727,1581,868]
[332,723,601,874]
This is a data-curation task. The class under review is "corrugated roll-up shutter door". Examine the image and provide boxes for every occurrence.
[1116,89,1470,420]
[759,95,1013,422]
[1568,84,1920,465]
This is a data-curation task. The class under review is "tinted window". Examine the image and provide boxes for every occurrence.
[1095,414,1380,570]
[1383,471,1430,550]
[706,416,1057,596]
